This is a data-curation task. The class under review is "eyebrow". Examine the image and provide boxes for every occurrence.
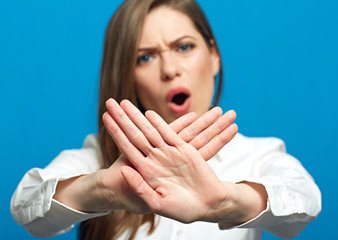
[138,35,197,52]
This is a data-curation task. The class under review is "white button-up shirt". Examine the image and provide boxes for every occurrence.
[10,133,321,239]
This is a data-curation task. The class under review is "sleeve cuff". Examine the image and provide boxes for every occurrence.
[23,199,109,238]
[49,198,110,224]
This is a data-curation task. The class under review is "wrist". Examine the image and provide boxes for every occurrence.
[236,181,268,221]
[201,181,267,227]
[201,182,245,224]
[53,174,92,212]
[84,168,123,212]
[53,169,121,213]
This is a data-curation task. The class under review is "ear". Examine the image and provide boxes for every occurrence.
[209,39,221,77]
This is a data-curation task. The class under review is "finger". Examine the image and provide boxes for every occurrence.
[121,166,160,212]
[103,112,146,168]
[169,112,197,134]
[106,98,153,155]
[199,123,238,161]
[178,107,223,143]
[120,99,165,147]
[190,109,237,150]
[145,110,184,147]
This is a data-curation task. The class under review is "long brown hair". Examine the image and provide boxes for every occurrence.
[78,0,223,239]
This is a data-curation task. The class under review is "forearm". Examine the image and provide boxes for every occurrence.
[53,170,119,213]
[55,154,153,216]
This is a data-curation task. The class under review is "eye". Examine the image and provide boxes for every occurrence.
[137,54,153,65]
[178,43,195,52]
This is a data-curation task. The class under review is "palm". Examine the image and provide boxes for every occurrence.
[136,143,223,223]
[103,99,237,222]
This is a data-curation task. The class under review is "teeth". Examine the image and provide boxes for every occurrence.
[172,93,187,105]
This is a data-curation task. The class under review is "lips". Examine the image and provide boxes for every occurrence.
[166,86,191,115]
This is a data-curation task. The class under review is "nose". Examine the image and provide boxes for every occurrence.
[160,51,181,81]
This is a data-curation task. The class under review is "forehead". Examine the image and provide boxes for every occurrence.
[139,6,200,46]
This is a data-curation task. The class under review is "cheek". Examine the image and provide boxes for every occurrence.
[190,49,215,79]
[193,53,215,91]
[190,52,216,112]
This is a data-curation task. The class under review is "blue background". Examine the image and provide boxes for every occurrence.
[1,0,337,239]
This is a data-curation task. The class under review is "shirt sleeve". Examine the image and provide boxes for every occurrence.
[218,137,321,239]
[10,135,109,238]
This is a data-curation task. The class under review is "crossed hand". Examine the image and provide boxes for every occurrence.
[102,99,237,223]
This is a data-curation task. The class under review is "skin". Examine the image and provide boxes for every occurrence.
[54,104,238,214]
[54,6,267,228]
[134,6,220,122]
[104,98,265,225]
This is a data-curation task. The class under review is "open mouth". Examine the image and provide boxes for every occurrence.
[166,87,191,115]
[172,93,189,105]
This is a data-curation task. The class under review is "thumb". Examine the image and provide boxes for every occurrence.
[121,166,160,211]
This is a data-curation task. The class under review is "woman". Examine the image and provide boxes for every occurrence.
[11,0,321,239]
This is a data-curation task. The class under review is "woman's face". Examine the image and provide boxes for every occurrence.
[134,6,220,123]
